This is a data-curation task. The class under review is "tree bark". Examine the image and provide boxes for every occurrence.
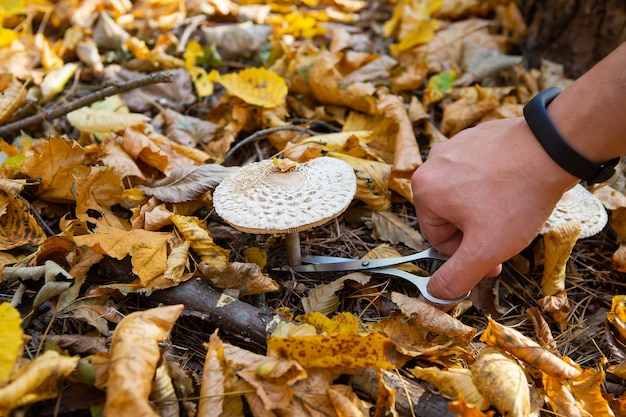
[521,0,626,78]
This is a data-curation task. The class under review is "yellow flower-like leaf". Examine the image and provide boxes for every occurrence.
[0,303,23,385]
[267,332,396,369]
[216,67,288,108]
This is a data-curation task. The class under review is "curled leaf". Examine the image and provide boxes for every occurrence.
[105,305,184,417]
[480,317,580,380]
[471,347,530,417]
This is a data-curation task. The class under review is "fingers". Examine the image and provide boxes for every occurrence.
[427,242,501,303]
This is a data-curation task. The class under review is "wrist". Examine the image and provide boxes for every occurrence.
[523,88,619,184]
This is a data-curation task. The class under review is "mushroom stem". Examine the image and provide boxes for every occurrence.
[286,232,302,266]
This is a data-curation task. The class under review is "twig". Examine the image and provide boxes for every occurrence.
[0,72,174,137]
[223,125,317,164]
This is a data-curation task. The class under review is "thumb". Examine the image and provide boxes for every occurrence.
[425,243,502,303]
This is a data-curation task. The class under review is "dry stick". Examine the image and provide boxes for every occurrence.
[222,126,317,164]
[0,72,174,137]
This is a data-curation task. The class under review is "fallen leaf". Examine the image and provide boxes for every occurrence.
[267,331,396,369]
[105,304,184,417]
[369,210,427,251]
[411,366,489,409]
[470,347,530,417]
[140,164,239,203]
[214,67,288,108]
[0,350,79,416]
[0,302,23,385]
[480,317,581,379]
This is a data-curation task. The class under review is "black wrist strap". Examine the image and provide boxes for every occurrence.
[523,87,619,184]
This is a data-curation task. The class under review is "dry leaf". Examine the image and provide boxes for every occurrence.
[330,152,392,210]
[302,272,371,315]
[67,107,149,133]
[0,350,79,416]
[369,210,427,251]
[141,164,240,203]
[471,347,530,417]
[267,332,396,369]
[480,317,581,379]
[541,220,581,296]
[105,304,184,417]
[0,75,27,124]
[151,360,178,417]
[411,366,489,409]
[172,214,230,272]
[223,343,307,410]
[391,292,476,343]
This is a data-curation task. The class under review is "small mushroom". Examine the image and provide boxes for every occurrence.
[212,157,357,266]
[540,183,608,239]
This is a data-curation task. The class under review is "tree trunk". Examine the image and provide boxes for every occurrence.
[521,0,626,78]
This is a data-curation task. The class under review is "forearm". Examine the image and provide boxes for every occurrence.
[548,41,626,163]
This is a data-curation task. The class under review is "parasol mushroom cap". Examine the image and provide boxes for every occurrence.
[213,157,357,234]
[540,183,608,239]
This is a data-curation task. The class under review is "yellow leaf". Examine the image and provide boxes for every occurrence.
[0,350,79,416]
[244,247,267,269]
[389,19,438,54]
[411,366,489,410]
[569,365,614,417]
[296,311,360,335]
[329,152,392,210]
[216,67,288,108]
[67,107,149,133]
[105,305,184,417]
[0,302,23,384]
[164,240,190,283]
[471,348,530,417]
[541,220,581,296]
[40,62,78,103]
[267,332,396,369]
[480,317,580,380]
[171,214,230,275]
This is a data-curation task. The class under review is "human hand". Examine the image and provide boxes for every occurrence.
[411,117,579,305]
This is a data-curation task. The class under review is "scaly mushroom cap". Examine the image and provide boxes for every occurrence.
[213,157,357,234]
[540,183,608,239]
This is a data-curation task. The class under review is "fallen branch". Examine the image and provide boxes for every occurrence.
[0,72,173,137]
[148,278,270,349]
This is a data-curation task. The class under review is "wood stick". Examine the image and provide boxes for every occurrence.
[0,72,173,137]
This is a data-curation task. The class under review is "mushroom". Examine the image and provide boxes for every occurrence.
[540,183,608,239]
[212,157,357,266]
